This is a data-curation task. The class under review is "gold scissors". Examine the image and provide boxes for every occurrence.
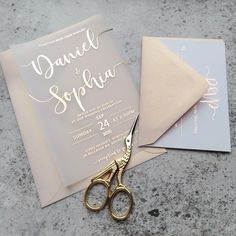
[84,114,139,220]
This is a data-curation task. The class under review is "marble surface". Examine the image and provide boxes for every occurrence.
[0,0,236,235]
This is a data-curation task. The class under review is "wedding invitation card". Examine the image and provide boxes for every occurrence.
[0,45,165,207]
[10,16,141,186]
[150,38,231,152]
[3,16,228,207]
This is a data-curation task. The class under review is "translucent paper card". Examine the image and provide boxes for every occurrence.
[10,16,141,186]
[151,38,231,152]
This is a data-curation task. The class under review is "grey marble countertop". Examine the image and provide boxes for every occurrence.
[0,1,235,235]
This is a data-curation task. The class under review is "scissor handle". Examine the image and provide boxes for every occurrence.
[84,179,110,211]
[108,185,133,221]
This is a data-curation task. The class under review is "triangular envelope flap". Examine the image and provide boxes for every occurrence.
[138,37,208,146]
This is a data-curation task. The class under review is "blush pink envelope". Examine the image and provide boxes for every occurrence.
[0,50,166,207]
[138,37,209,146]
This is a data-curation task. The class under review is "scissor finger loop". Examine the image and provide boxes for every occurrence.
[109,185,133,221]
[84,179,110,211]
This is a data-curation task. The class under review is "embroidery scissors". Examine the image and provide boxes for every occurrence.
[84,114,139,220]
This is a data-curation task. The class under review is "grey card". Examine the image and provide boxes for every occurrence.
[150,38,231,152]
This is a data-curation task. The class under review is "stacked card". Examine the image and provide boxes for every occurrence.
[0,16,231,207]
[150,38,231,152]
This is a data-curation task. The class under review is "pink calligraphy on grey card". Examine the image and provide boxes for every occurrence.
[151,38,231,152]
[10,16,139,186]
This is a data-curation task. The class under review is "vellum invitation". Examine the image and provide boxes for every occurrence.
[1,16,166,206]
[7,15,165,187]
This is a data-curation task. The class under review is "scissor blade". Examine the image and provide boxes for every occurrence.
[128,114,139,137]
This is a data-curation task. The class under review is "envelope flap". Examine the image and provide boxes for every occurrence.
[138,37,208,146]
